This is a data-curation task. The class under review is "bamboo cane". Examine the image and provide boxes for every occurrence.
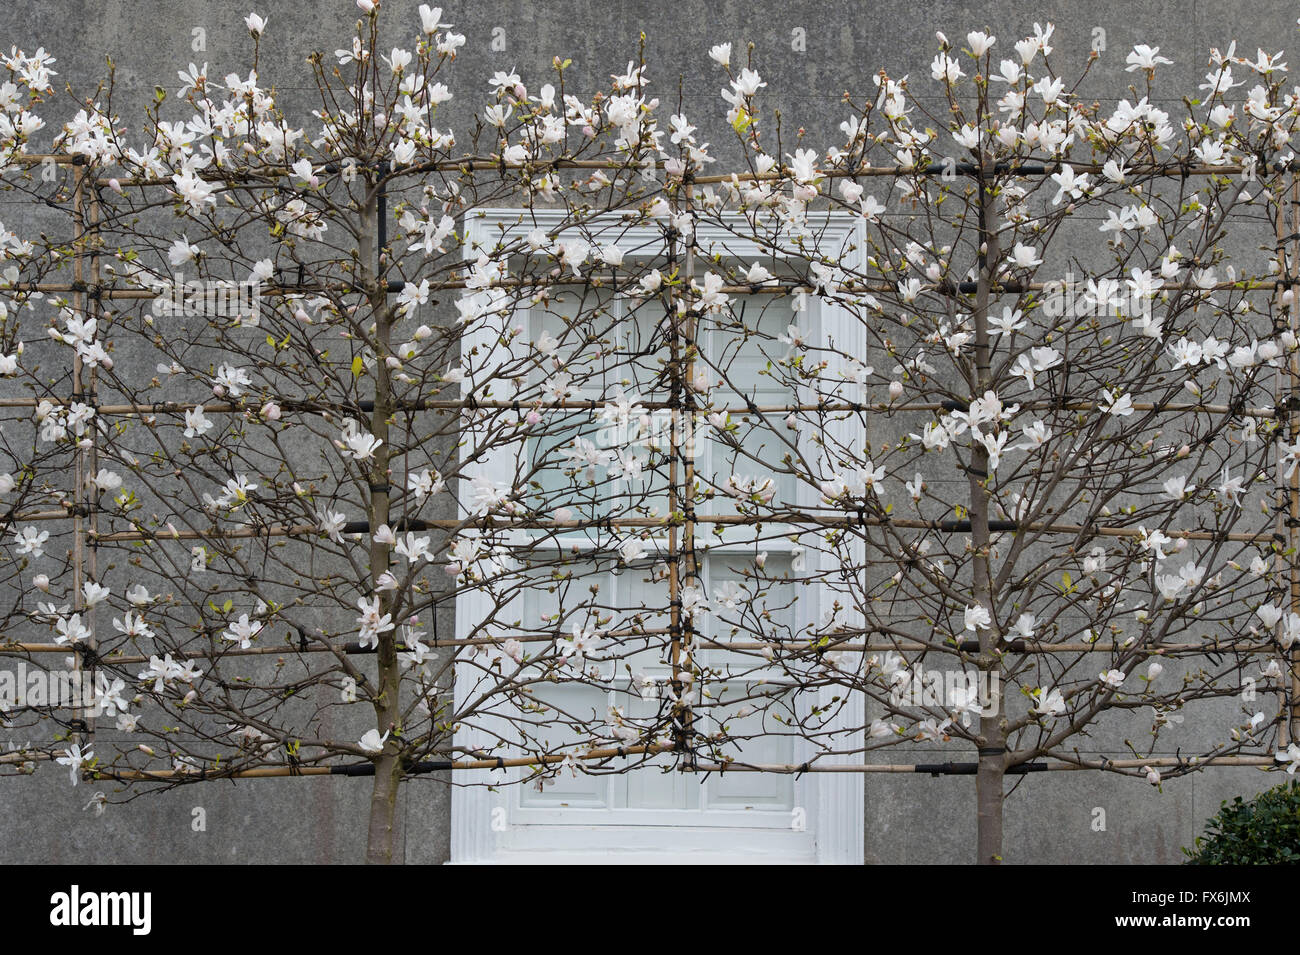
[93,742,677,781]
[77,513,1278,543]
[79,750,1285,781]
[1288,175,1300,747]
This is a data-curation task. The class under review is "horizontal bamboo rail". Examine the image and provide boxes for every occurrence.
[6,277,1291,298]
[11,151,1296,181]
[0,626,675,662]
[0,636,1279,661]
[68,513,1271,544]
[64,751,1286,782]
[93,742,676,781]
[688,754,1281,774]
[0,396,1279,419]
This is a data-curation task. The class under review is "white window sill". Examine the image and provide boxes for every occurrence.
[446,850,817,865]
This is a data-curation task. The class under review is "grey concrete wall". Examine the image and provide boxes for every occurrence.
[2,0,1297,864]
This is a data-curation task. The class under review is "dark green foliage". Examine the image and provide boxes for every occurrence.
[1184,779,1300,864]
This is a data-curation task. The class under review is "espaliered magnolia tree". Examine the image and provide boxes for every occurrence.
[2,5,1300,864]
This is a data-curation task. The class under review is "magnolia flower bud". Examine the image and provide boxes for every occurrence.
[32,574,50,592]
[889,380,904,400]
[108,178,122,193]
[555,507,574,523]
[261,402,281,420]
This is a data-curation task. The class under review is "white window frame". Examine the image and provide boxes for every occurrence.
[450,208,865,864]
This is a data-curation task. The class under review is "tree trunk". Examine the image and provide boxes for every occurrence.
[975,731,1005,864]
[359,169,401,864]
[366,755,402,863]
[971,161,1007,864]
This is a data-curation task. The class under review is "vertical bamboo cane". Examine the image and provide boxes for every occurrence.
[678,175,698,758]
[1289,176,1300,742]
[1271,173,1299,751]
[972,162,1006,865]
[69,163,92,748]
[85,170,101,736]
[1272,177,1286,749]
[665,179,684,753]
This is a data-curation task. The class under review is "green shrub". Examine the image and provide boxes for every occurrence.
[1183,778,1300,864]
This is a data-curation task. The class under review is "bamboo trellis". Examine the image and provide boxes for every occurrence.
[2,149,1297,784]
